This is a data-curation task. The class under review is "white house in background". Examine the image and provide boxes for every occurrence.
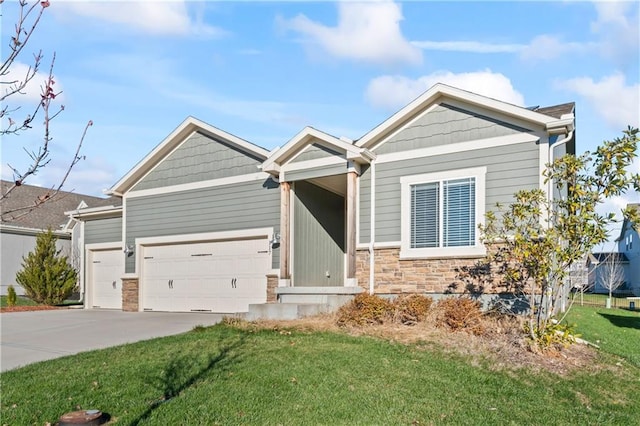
[586,252,630,295]
[616,203,640,296]
[0,180,117,296]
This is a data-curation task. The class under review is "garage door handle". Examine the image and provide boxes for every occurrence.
[168,279,174,289]
[112,281,116,289]
[231,278,237,289]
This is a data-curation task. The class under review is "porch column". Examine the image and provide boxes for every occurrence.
[279,181,291,285]
[346,170,357,286]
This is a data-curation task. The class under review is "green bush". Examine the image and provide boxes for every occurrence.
[437,297,485,335]
[393,294,433,325]
[6,285,17,307]
[336,293,394,326]
[16,229,77,305]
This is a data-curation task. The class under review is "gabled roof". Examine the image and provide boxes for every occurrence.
[355,83,575,150]
[616,203,639,241]
[262,126,375,175]
[531,102,575,119]
[107,116,271,196]
[0,180,115,231]
[587,252,629,265]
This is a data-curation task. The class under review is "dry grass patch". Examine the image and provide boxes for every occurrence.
[238,298,599,376]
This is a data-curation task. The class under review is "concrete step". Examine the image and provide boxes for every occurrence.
[245,302,330,321]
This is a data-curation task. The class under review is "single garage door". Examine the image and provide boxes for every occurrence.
[141,238,270,313]
[90,249,124,309]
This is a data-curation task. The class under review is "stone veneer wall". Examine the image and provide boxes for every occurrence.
[266,274,278,303]
[356,247,502,294]
[122,277,139,312]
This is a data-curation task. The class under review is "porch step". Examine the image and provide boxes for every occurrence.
[245,303,330,321]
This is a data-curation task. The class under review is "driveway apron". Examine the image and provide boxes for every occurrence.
[0,309,224,372]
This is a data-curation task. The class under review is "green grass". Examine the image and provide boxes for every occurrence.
[0,295,37,308]
[564,305,640,367]
[1,314,639,425]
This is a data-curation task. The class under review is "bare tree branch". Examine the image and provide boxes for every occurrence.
[1,0,92,222]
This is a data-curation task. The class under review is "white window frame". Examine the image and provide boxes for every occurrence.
[400,167,487,259]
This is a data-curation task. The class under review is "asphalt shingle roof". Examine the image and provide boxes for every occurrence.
[531,102,575,119]
[0,180,120,230]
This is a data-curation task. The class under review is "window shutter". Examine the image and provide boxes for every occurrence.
[411,182,439,248]
[443,178,475,247]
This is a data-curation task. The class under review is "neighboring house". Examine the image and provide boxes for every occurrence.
[69,83,576,314]
[586,252,630,295]
[616,203,640,295]
[0,180,116,295]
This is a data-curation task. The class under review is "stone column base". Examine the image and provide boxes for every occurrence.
[122,276,139,312]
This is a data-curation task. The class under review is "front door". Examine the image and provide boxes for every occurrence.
[293,180,345,286]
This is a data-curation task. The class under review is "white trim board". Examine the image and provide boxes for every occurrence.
[375,133,539,165]
[126,172,271,199]
[135,227,274,247]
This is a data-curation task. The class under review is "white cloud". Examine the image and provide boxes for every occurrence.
[1,61,62,103]
[366,70,525,110]
[519,35,593,62]
[412,40,524,54]
[556,73,639,129]
[591,1,639,64]
[58,1,225,37]
[280,1,422,66]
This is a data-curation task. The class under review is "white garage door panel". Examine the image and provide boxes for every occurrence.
[91,249,123,309]
[141,237,269,313]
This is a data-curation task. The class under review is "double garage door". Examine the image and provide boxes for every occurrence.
[141,238,270,313]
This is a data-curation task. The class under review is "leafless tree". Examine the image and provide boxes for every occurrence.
[598,253,626,303]
[1,0,92,221]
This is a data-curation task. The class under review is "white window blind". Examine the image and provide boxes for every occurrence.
[410,177,475,249]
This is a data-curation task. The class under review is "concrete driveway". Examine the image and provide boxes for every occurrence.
[1,309,225,372]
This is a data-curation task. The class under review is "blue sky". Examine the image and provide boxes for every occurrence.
[1,0,639,243]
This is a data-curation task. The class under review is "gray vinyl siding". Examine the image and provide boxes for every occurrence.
[375,104,528,154]
[84,217,123,245]
[285,163,348,182]
[1,231,70,295]
[125,178,280,273]
[291,144,344,163]
[133,132,263,191]
[360,142,540,243]
[359,166,371,244]
[293,181,345,286]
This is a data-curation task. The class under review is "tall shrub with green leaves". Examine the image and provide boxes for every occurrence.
[480,127,639,343]
[16,229,77,305]
[6,285,17,307]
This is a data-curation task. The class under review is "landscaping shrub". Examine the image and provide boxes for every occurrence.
[392,294,433,325]
[6,285,17,307]
[437,297,485,335]
[336,293,394,326]
[15,229,77,305]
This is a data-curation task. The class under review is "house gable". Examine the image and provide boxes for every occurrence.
[290,143,345,163]
[132,131,264,191]
[108,117,270,196]
[356,83,573,152]
[374,103,529,155]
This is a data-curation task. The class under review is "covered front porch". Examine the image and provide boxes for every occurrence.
[262,127,374,298]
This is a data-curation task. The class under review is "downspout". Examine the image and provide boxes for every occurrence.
[369,160,376,295]
[548,130,574,200]
[548,129,573,315]
[67,216,85,305]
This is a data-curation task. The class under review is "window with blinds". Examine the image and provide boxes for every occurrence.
[410,177,475,249]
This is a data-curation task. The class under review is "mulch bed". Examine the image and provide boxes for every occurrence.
[0,305,63,313]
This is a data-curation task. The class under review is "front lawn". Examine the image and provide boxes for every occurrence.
[2,310,639,425]
[0,295,37,308]
[564,305,640,367]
